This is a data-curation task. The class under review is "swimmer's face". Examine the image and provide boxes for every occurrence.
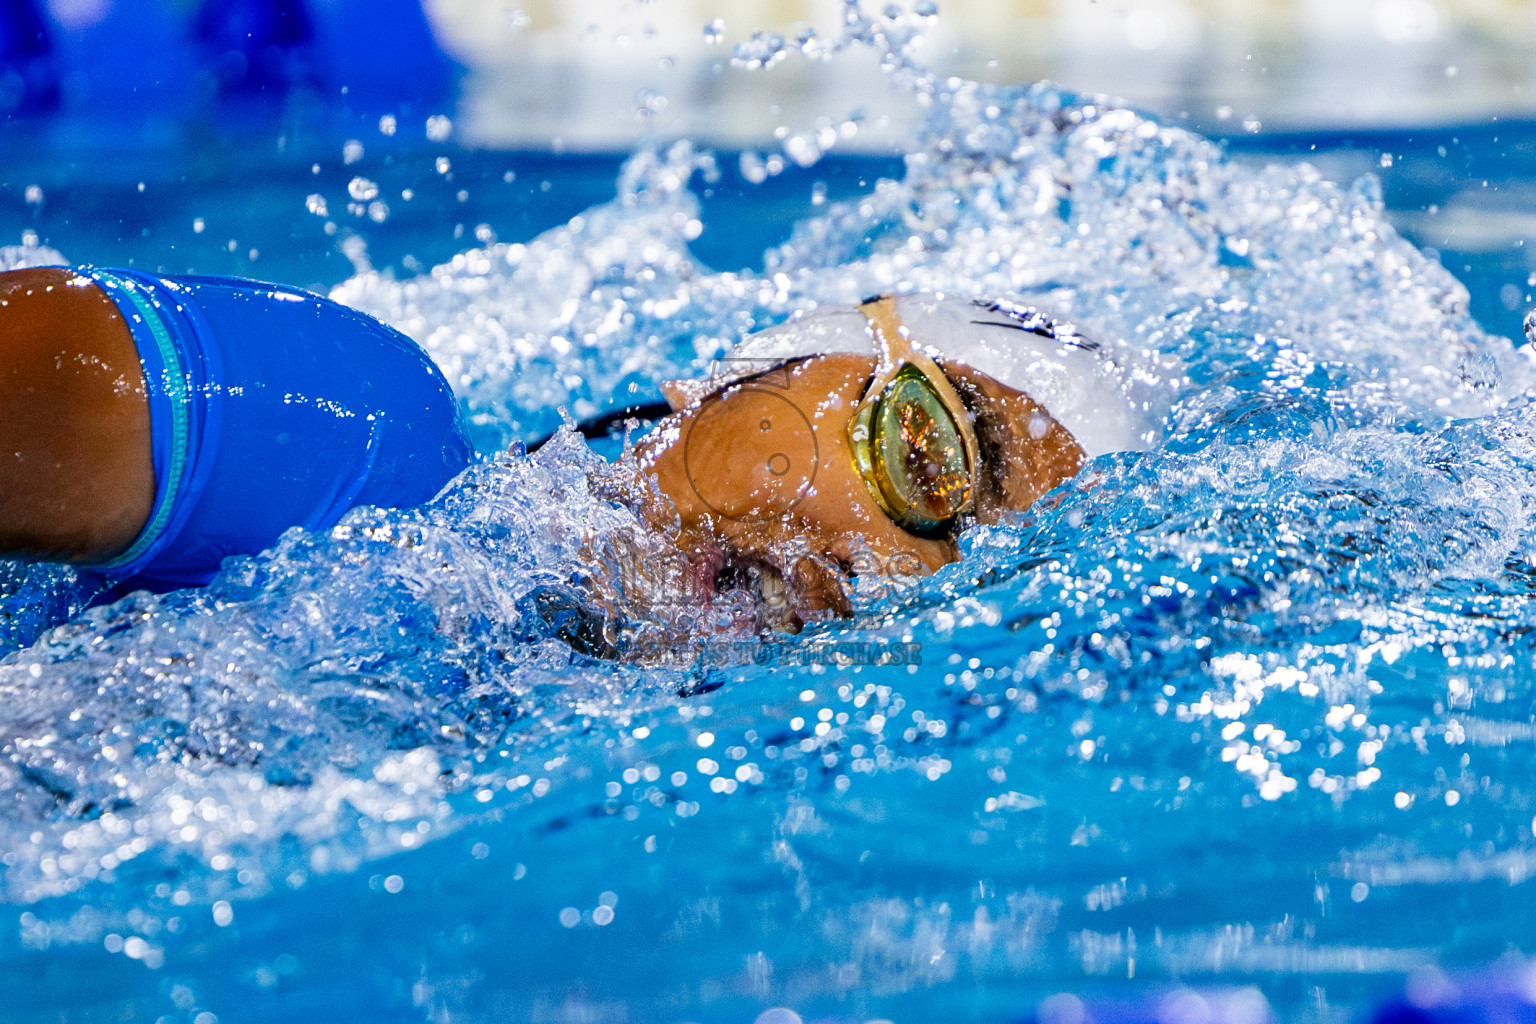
[631,354,1084,626]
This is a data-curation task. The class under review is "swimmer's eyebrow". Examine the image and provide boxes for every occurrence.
[968,299,1100,351]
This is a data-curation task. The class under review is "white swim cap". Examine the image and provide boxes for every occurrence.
[712,294,1179,458]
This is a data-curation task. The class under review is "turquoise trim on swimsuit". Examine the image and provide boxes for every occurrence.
[91,271,191,572]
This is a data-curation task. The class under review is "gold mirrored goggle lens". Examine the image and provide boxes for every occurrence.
[848,297,979,538]
[870,365,972,527]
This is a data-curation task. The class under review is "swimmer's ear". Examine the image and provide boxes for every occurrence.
[660,378,719,412]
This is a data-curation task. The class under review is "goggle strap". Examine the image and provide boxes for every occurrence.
[859,295,908,378]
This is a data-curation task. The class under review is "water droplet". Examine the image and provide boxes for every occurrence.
[754,1009,803,1024]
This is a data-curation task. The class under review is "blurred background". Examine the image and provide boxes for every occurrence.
[3,0,1536,335]
[9,0,1536,140]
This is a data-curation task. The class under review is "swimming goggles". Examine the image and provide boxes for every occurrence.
[847,296,980,538]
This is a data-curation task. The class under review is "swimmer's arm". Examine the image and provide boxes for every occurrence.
[0,268,153,562]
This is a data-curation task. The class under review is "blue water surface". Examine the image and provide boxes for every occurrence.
[6,25,1536,1024]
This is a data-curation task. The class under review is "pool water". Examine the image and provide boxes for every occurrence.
[7,13,1536,1024]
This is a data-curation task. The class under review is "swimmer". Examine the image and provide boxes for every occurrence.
[621,293,1170,626]
[0,268,1168,627]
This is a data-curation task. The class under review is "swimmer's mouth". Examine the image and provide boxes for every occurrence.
[705,551,856,634]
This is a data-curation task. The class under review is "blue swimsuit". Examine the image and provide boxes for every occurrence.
[78,267,473,589]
